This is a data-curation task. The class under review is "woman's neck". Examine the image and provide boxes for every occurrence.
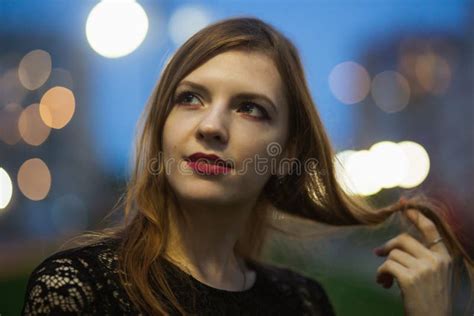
[163,198,256,291]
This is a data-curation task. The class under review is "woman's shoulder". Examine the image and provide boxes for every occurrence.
[28,238,120,280]
[21,238,122,315]
[247,259,336,315]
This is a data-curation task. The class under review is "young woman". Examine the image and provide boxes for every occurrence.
[22,17,473,315]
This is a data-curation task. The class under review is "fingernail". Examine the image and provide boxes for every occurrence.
[373,247,383,255]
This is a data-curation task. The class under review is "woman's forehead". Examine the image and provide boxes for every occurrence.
[178,50,286,109]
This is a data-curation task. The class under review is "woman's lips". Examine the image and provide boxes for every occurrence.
[186,160,232,175]
[186,152,234,169]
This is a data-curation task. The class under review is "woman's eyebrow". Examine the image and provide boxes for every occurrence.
[177,80,278,114]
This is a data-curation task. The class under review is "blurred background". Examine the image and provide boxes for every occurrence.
[0,0,472,315]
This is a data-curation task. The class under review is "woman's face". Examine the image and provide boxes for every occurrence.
[162,50,290,207]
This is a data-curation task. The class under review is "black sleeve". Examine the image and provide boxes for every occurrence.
[21,252,98,315]
[302,277,336,316]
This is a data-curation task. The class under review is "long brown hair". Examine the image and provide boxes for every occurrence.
[70,16,474,315]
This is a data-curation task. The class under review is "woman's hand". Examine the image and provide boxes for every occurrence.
[373,208,454,316]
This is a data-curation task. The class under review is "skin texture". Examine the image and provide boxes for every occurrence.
[374,208,454,315]
[161,50,291,291]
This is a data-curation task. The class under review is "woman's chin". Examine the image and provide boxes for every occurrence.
[172,187,236,206]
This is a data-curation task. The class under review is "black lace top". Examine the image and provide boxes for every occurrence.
[21,239,336,315]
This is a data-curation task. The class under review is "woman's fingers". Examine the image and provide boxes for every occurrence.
[375,247,417,289]
[384,248,418,268]
[376,259,411,290]
[373,208,454,314]
[404,208,449,256]
[374,232,432,259]
[374,208,451,260]
[374,208,453,292]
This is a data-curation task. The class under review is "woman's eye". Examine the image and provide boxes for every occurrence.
[174,91,201,105]
[174,91,270,120]
[237,103,270,120]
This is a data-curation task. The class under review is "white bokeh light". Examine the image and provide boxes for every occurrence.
[0,168,13,210]
[168,5,212,46]
[336,140,430,196]
[334,150,357,195]
[398,141,430,188]
[86,0,149,58]
[370,141,408,189]
[345,150,381,196]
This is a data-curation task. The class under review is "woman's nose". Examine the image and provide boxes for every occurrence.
[196,106,229,144]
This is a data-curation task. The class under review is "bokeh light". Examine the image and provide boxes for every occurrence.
[18,49,52,90]
[0,103,23,145]
[398,141,430,188]
[336,140,431,196]
[345,150,381,196]
[18,103,51,146]
[168,5,212,46]
[329,61,371,104]
[398,38,455,98]
[86,0,149,58]
[369,141,408,189]
[0,68,28,105]
[39,86,76,129]
[334,150,357,194]
[17,158,51,201]
[371,70,410,113]
[0,168,13,210]
[415,52,451,95]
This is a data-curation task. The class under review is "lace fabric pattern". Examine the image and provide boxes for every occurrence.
[21,240,336,315]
